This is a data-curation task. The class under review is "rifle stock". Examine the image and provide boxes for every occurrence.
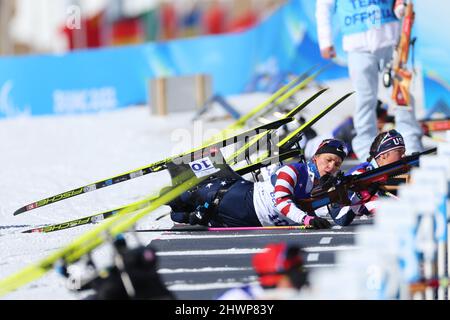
[392,68,413,106]
[392,2,415,106]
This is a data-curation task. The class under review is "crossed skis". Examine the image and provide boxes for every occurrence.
[0,68,341,296]
[21,89,353,233]
[14,66,350,233]
[15,67,323,216]
[0,64,440,298]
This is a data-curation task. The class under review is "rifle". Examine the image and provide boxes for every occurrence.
[296,148,437,213]
[420,117,450,134]
[383,0,415,106]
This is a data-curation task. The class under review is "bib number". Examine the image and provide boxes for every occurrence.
[189,157,220,178]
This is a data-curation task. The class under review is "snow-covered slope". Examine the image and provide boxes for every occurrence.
[1,78,431,299]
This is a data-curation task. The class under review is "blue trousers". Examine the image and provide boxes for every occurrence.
[170,178,261,227]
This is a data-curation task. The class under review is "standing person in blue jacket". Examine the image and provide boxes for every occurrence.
[315,0,423,161]
[168,139,355,229]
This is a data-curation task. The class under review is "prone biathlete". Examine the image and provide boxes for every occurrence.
[167,139,354,229]
[327,129,406,222]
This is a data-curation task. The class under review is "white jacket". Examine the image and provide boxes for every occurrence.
[316,0,401,53]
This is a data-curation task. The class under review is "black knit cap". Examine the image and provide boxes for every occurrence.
[369,129,405,159]
[314,139,348,161]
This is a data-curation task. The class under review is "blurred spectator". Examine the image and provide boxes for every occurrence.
[139,4,160,42]
[180,1,202,38]
[228,0,258,33]
[202,0,227,35]
[218,243,309,300]
[111,17,144,46]
[24,0,289,53]
[258,0,286,21]
[62,11,104,50]
[159,1,179,40]
[0,0,16,55]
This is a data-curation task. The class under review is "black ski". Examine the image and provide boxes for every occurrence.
[14,117,293,216]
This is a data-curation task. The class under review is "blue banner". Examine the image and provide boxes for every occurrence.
[0,46,147,117]
[0,0,448,118]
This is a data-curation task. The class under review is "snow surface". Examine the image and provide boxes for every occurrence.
[0,78,435,299]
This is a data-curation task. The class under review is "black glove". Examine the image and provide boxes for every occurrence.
[188,203,213,226]
[367,183,381,196]
[303,215,331,229]
[311,174,339,197]
[319,174,335,189]
[170,211,190,224]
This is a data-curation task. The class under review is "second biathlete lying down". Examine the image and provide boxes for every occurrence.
[167,139,372,229]
[329,129,406,217]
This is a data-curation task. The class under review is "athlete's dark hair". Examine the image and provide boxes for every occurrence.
[367,132,388,162]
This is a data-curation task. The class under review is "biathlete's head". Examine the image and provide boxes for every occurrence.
[368,129,406,166]
[252,243,308,290]
[312,138,348,177]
